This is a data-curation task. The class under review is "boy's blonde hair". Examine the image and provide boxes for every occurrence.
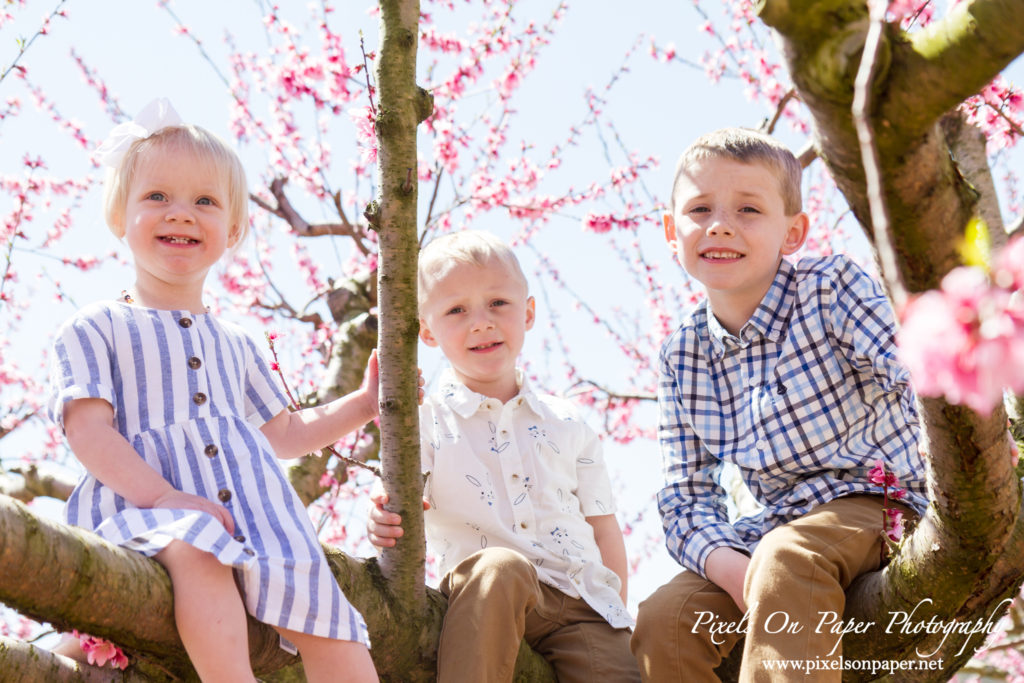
[671,127,802,216]
[103,125,250,245]
[418,230,527,307]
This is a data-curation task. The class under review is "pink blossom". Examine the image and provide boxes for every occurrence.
[868,459,900,488]
[898,242,1024,414]
[75,631,129,670]
[885,508,905,542]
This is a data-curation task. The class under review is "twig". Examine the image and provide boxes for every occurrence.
[763,89,798,136]
[0,0,68,85]
[567,379,656,403]
[422,165,444,232]
[851,0,908,311]
[796,140,818,169]
[265,333,380,477]
[358,31,377,115]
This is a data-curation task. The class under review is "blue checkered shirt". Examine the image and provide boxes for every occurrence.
[657,255,928,578]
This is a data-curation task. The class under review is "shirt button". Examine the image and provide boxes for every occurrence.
[217,489,232,503]
[519,521,528,529]
[511,473,520,481]
[204,444,219,458]
[188,356,202,370]
[243,548,255,556]
[193,392,207,405]
[178,317,193,328]
[234,534,246,543]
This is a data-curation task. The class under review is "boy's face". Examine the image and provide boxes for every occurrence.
[666,156,808,321]
[419,257,535,402]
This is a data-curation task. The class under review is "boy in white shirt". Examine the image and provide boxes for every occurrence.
[369,230,640,682]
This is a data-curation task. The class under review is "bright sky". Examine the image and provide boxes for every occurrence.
[2,0,1023,624]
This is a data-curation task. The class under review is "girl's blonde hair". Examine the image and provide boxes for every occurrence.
[418,230,527,307]
[103,125,250,245]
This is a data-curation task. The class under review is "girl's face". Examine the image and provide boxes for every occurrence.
[123,143,237,300]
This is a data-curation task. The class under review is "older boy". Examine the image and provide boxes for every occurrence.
[369,230,640,683]
[632,128,928,681]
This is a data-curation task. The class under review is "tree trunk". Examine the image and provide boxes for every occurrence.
[756,0,1024,677]
[373,0,431,607]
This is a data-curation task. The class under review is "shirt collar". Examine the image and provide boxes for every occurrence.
[705,259,795,360]
[436,368,546,417]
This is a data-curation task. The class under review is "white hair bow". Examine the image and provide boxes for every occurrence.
[94,98,183,169]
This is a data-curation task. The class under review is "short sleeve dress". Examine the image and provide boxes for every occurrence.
[48,300,369,645]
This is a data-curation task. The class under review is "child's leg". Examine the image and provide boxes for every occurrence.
[154,540,256,682]
[632,570,744,681]
[740,495,912,682]
[438,547,542,683]
[272,627,378,683]
[51,634,86,662]
[525,585,640,683]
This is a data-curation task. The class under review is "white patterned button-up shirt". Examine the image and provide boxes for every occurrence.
[421,369,633,628]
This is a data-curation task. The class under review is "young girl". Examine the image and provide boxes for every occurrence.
[48,99,379,682]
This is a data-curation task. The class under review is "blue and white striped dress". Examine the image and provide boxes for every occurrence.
[48,300,369,645]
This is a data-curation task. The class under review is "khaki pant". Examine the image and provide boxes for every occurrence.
[438,547,641,683]
[631,496,914,682]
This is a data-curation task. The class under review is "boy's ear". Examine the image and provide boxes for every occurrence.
[781,212,810,256]
[525,296,536,331]
[663,214,677,245]
[418,318,439,347]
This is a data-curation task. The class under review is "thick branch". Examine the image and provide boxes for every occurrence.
[0,637,150,683]
[0,463,76,503]
[0,495,555,681]
[886,0,1024,139]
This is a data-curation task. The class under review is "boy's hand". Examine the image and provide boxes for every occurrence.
[367,489,430,548]
[151,489,235,535]
[705,546,750,613]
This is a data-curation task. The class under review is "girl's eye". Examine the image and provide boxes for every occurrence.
[197,197,214,206]
[446,306,464,315]
[146,192,166,201]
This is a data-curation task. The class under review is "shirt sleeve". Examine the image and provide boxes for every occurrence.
[826,258,917,419]
[574,420,617,517]
[657,336,749,578]
[242,334,291,428]
[47,310,117,430]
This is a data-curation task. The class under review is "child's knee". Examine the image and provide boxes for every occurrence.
[154,540,224,577]
[445,547,536,595]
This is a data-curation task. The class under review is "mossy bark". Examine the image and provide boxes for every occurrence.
[752,0,1024,679]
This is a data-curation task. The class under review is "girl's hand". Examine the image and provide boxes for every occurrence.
[363,349,427,411]
[152,489,235,535]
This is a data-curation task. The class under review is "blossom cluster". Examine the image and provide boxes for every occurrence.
[898,237,1024,414]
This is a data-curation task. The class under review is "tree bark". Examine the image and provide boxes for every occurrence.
[373,0,431,608]
[0,493,556,681]
[756,0,1024,678]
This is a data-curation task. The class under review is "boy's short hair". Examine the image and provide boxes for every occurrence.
[418,230,528,307]
[104,125,250,245]
[671,127,802,216]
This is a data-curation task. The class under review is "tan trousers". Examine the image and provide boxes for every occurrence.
[437,547,641,683]
[631,496,914,682]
